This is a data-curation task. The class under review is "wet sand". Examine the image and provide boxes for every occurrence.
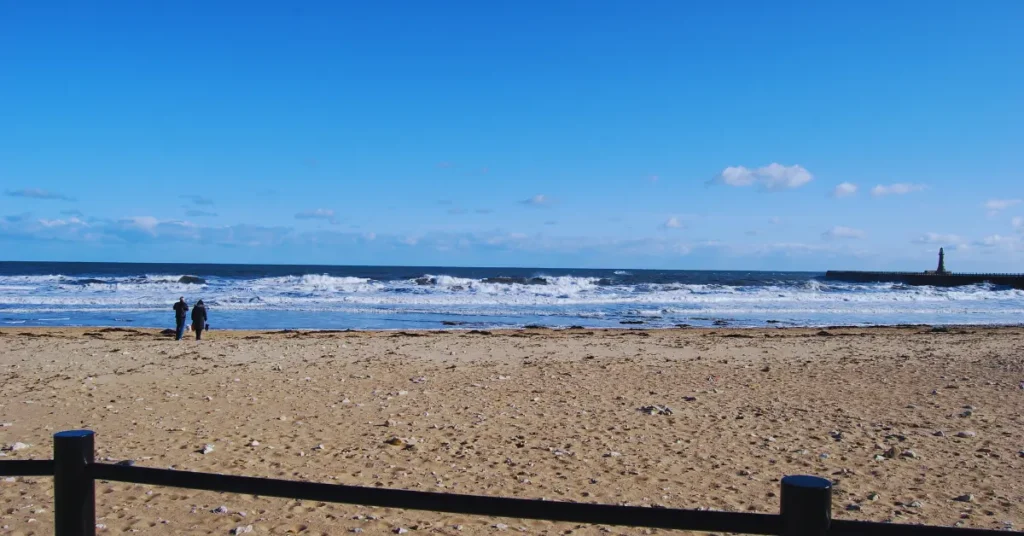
[1,326,1022,535]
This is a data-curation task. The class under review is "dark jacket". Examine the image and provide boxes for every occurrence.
[174,301,189,319]
[191,303,207,326]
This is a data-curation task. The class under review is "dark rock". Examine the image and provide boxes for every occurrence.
[816,330,833,336]
[619,320,645,325]
[178,275,206,284]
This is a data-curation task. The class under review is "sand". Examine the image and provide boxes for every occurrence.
[0,326,1022,535]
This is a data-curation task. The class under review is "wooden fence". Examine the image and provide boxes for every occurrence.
[0,431,1014,536]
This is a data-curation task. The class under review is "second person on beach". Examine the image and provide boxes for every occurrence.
[191,299,208,340]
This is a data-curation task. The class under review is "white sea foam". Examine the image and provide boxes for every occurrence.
[1,272,1022,329]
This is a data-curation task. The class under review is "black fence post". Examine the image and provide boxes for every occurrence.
[780,475,831,536]
[54,430,96,536]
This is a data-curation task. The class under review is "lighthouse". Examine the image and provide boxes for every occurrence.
[936,248,947,274]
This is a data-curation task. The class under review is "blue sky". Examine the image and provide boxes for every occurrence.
[1,1,1023,271]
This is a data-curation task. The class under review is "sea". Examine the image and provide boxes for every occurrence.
[1,261,1022,330]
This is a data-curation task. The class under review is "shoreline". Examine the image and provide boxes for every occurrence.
[4,323,1024,337]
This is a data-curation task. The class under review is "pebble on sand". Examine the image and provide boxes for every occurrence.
[955,431,976,438]
[4,442,30,451]
[232,525,253,534]
[200,444,215,455]
[953,494,974,503]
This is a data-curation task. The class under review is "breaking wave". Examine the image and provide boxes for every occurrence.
[1,267,1022,329]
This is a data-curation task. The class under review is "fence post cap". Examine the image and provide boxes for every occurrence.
[54,430,95,439]
[782,475,831,489]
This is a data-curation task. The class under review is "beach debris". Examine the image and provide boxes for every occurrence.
[908,500,923,508]
[955,431,976,438]
[933,431,945,437]
[232,525,253,534]
[384,437,414,448]
[682,396,697,402]
[819,453,830,460]
[1019,450,1024,458]
[394,528,408,534]
[873,455,885,462]
[249,440,260,447]
[867,493,880,501]
[212,506,230,514]
[314,444,325,451]
[604,451,622,458]
[0,423,11,427]
[953,494,974,503]
[738,469,751,476]
[493,524,509,531]
[350,529,364,534]
[830,430,844,441]
[959,409,973,418]
[900,449,919,459]
[200,444,215,455]
[846,504,862,512]
[3,442,30,452]
[410,376,427,384]
[639,405,673,416]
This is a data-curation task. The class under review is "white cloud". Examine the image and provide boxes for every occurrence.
[124,216,159,231]
[831,182,858,198]
[984,198,1021,216]
[1013,216,1023,231]
[822,226,865,240]
[295,209,338,224]
[662,216,682,229]
[769,216,783,225]
[713,163,812,191]
[913,232,963,245]
[973,234,1021,252]
[521,194,551,206]
[870,183,927,196]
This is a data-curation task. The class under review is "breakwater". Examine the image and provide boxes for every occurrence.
[824,271,1024,289]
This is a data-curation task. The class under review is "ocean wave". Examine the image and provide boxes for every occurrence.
[2,270,1022,328]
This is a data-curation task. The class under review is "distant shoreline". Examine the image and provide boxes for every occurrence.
[4,323,1024,338]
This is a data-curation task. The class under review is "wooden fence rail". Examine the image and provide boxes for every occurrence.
[0,431,1014,536]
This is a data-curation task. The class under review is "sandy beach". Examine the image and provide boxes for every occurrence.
[1,326,1022,535]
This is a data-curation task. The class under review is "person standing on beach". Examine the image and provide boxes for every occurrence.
[191,299,208,340]
[173,297,189,340]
